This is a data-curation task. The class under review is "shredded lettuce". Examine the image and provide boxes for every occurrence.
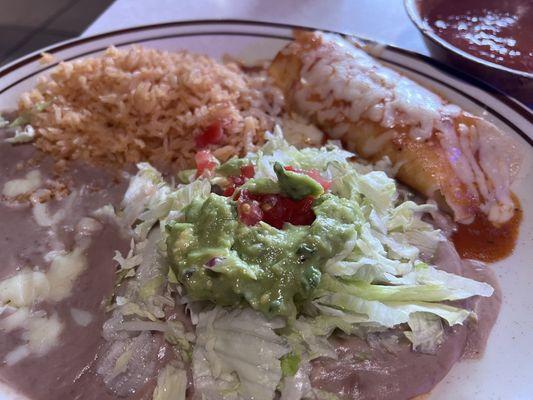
[5,102,48,132]
[247,127,353,181]
[315,292,472,328]
[280,359,312,400]
[316,261,492,329]
[318,273,492,303]
[356,171,398,213]
[135,178,211,239]
[121,163,165,228]
[280,352,301,377]
[106,163,212,354]
[387,202,434,230]
[164,320,195,359]
[138,276,165,301]
[282,318,338,361]
[5,125,35,143]
[192,307,289,400]
[96,332,159,396]
[7,114,30,129]
[153,364,187,400]
[404,312,444,354]
[114,239,144,273]
[120,162,210,238]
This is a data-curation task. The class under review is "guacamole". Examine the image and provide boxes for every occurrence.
[166,191,363,317]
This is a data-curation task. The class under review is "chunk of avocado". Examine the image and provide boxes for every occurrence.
[274,162,324,200]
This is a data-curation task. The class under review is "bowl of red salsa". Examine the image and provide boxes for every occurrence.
[405,0,532,106]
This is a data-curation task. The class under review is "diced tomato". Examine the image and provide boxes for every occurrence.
[284,166,331,191]
[259,195,284,228]
[195,121,224,148]
[222,175,245,197]
[221,165,254,197]
[195,150,218,177]
[231,176,246,186]
[230,165,318,229]
[223,186,236,197]
[287,196,315,226]
[238,198,263,226]
[263,194,315,228]
[284,166,298,172]
[305,169,331,191]
[238,190,315,229]
[240,164,255,179]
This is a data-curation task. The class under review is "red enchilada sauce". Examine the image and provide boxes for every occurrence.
[421,0,533,73]
[452,196,522,262]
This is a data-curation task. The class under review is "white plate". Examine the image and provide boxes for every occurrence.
[0,20,532,400]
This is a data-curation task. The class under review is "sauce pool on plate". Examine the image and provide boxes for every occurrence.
[421,0,533,73]
[452,195,523,262]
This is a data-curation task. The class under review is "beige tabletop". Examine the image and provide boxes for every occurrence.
[83,0,428,54]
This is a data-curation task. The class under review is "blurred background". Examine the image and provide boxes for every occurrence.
[0,0,113,65]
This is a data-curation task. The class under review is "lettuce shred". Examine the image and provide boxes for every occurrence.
[153,364,187,400]
[192,307,289,400]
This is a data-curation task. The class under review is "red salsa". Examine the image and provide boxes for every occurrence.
[452,195,522,262]
[222,164,330,229]
[421,0,533,73]
[238,191,316,229]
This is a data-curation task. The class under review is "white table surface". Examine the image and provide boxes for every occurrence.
[83,0,429,55]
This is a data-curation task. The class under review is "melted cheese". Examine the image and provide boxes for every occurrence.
[70,308,93,327]
[46,248,88,302]
[296,33,450,142]
[32,202,65,227]
[0,308,63,365]
[0,247,87,364]
[2,170,41,198]
[0,269,49,307]
[0,211,101,364]
[31,190,78,227]
[0,248,88,308]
